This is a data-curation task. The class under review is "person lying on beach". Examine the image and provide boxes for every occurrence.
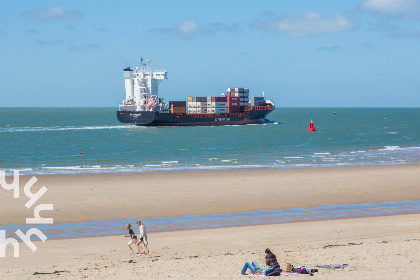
[241,260,261,275]
[241,249,281,276]
[124,224,138,255]
[136,220,150,258]
[293,266,318,275]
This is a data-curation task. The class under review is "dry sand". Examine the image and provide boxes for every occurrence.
[2,165,420,225]
[1,214,419,279]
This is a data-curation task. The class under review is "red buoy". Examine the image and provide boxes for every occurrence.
[308,120,316,132]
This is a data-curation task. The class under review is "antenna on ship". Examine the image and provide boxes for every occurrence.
[146,60,151,71]
[262,90,265,98]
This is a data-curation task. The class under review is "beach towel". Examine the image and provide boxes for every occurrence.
[242,272,298,277]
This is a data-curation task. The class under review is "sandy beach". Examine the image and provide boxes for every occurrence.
[1,214,419,279]
[2,165,420,225]
[1,165,419,279]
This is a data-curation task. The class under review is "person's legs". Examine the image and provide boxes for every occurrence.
[128,240,134,254]
[241,261,260,275]
[135,240,142,254]
[252,261,261,271]
[144,244,150,258]
[241,261,254,274]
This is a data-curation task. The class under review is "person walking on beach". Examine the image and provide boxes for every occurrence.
[125,224,138,255]
[136,220,150,258]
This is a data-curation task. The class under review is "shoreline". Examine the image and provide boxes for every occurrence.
[3,200,419,241]
[4,162,420,177]
[2,164,420,225]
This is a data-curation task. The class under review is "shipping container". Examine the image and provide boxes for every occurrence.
[188,97,193,102]
[196,97,206,102]
[215,108,227,113]
[243,88,249,93]
[169,101,186,107]
[215,97,227,102]
[171,106,186,114]
[215,102,227,107]
[227,107,241,113]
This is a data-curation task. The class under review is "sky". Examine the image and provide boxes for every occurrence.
[0,0,419,107]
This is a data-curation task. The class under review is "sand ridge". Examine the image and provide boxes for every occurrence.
[2,165,420,225]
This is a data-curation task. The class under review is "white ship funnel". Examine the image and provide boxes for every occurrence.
[123,67,134,100]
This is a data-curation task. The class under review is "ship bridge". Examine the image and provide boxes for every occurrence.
[121,58,168,112]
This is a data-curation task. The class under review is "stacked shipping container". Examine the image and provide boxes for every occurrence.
[170,88,265,114]
[187,96,240,113]
[169,101,186,114]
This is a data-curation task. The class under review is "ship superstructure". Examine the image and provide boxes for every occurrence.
[117,59,275,126]
[119,58,168,112]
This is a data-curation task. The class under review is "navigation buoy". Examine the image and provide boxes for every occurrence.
[261,145,264,148]
[308,120,316,132]
[80,152,83,154]
[333,112,336,116]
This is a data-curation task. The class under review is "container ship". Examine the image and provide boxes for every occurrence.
[117,59,275,126]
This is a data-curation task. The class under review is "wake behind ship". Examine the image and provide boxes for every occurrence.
[117,59,275,126]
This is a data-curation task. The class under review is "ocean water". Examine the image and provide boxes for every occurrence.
[0,107,419,175]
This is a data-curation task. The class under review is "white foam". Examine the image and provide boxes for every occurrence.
[1,125,130,133]
[284,157,303,159]
[382,146,401,151]
[161,161,179,164]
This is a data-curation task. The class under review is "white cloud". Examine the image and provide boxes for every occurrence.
[177,21,201,35]
[149,20,239,39]
[255,12,353,36]
[22,6,83,20]
[361,0,420,17]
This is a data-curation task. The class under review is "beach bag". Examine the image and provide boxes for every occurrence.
[286,263,294,273]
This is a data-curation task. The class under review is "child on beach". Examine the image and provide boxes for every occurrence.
[136,220,150,258]
[125,224,138,254]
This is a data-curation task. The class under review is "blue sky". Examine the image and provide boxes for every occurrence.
[0,0,419,107]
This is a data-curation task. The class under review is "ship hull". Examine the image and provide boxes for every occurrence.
[116,109,273,126]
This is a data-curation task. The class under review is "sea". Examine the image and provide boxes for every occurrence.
[1,107,419,175]
[1,107,419,239]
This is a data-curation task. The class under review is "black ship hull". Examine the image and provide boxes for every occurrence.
[116,109,274,126]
